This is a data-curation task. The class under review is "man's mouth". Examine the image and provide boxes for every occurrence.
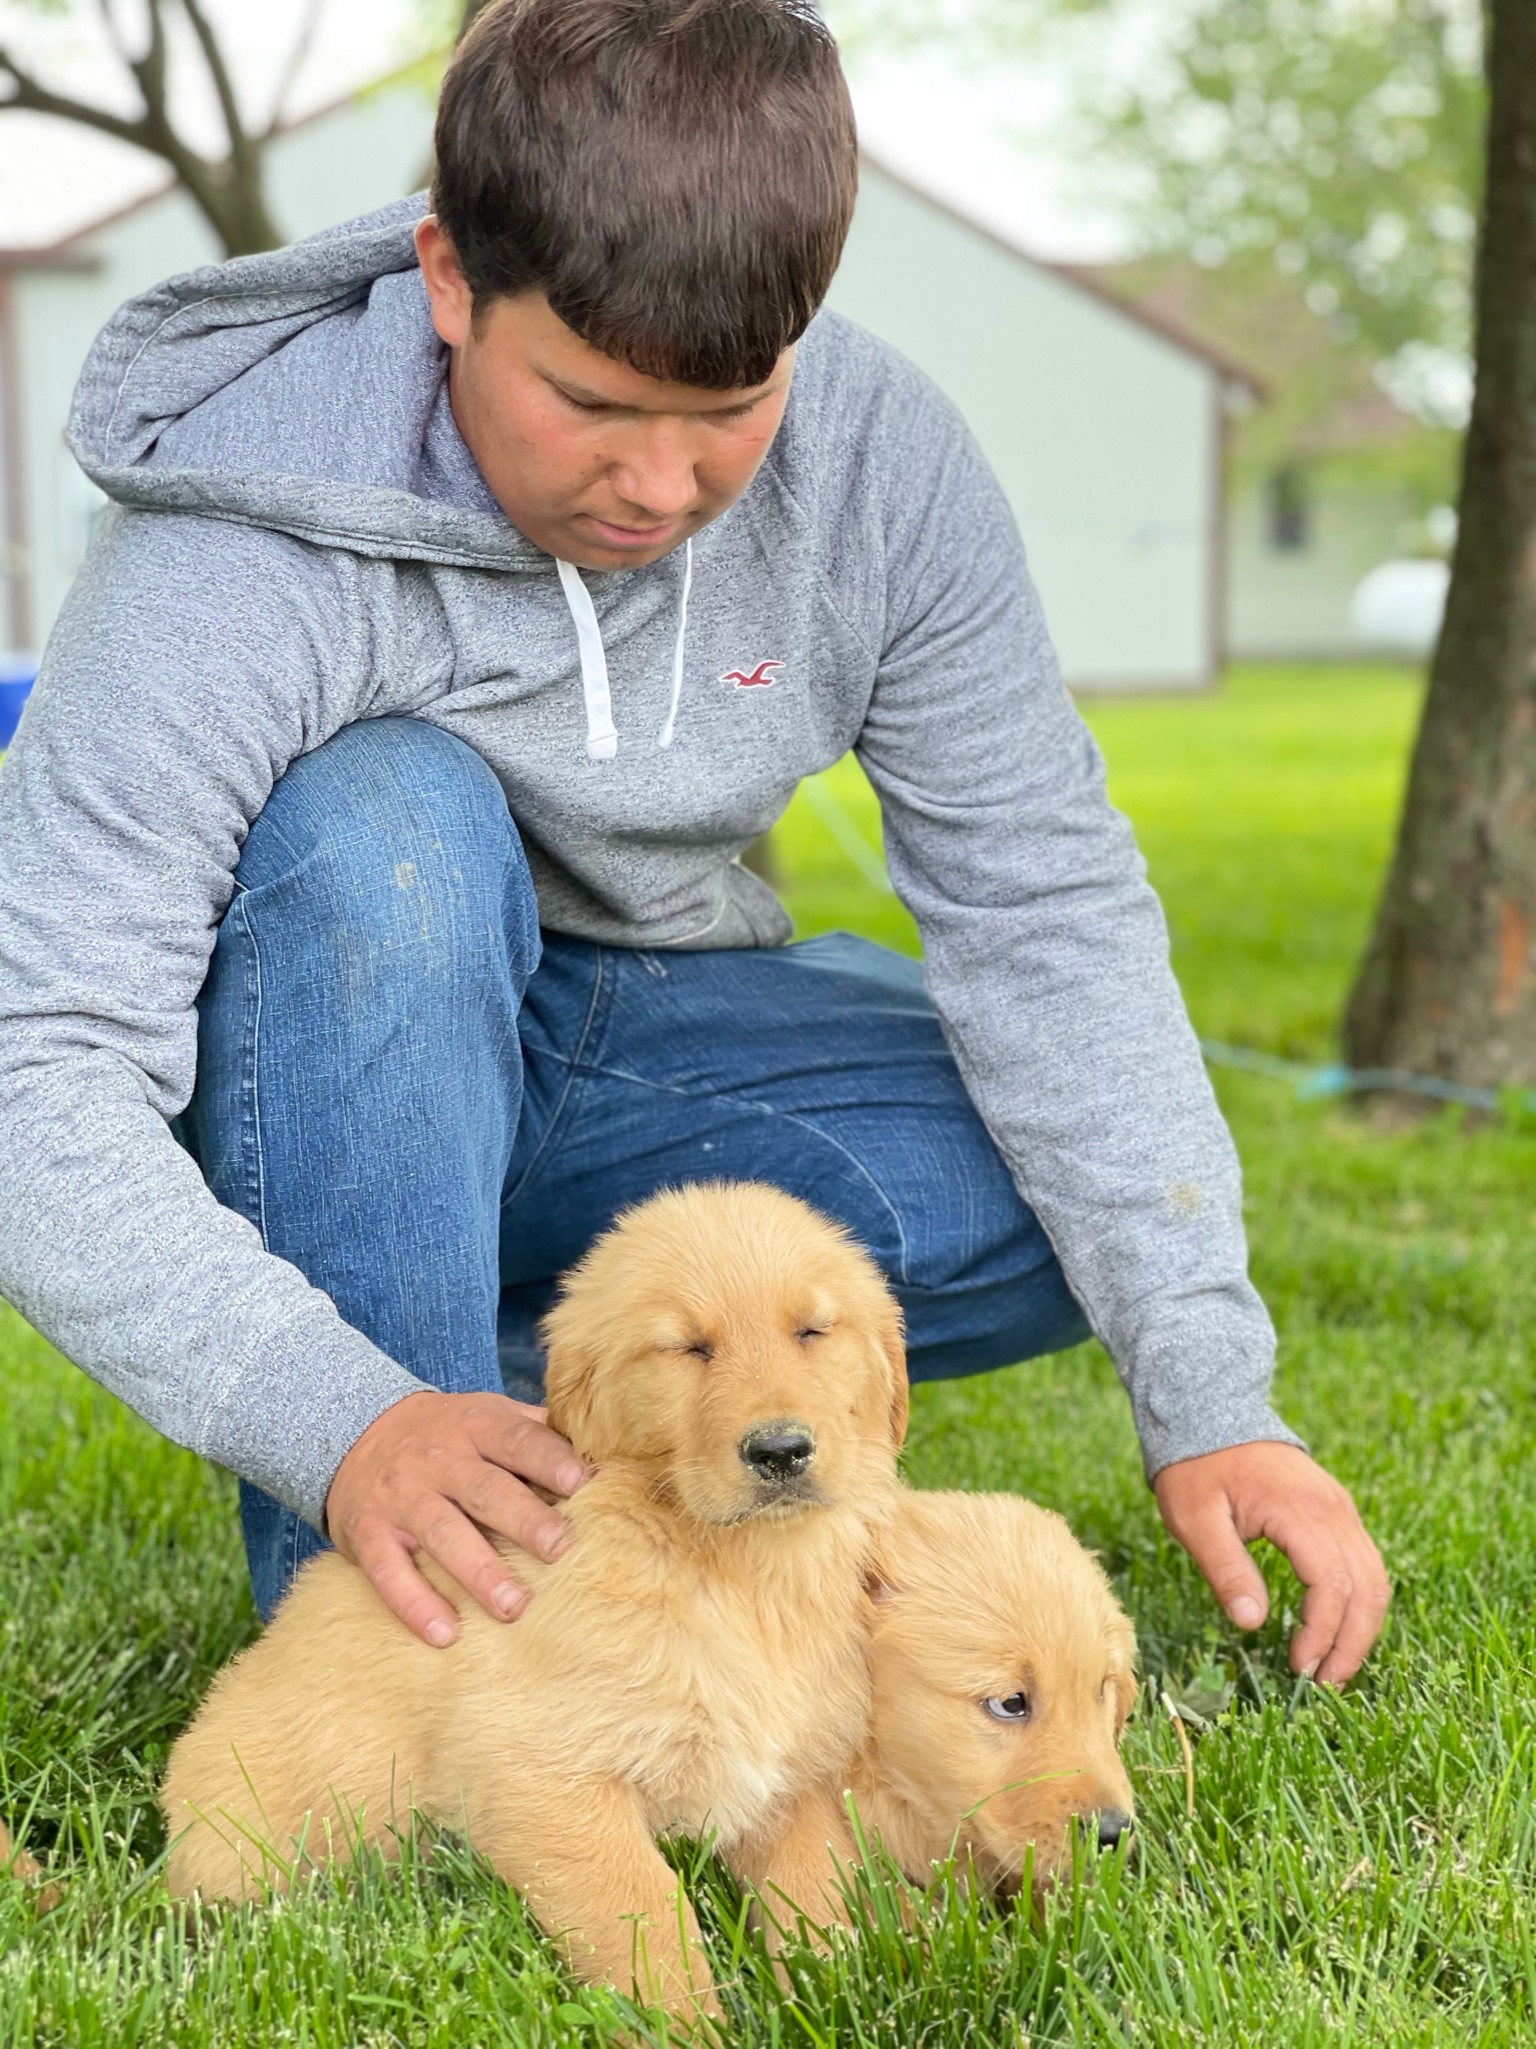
[579,513,685,550]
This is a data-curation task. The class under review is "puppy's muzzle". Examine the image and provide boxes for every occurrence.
[737,1422,816,1486]
[1094,1808,1133,1851]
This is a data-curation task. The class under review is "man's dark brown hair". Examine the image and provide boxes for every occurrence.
[433,0,858,389]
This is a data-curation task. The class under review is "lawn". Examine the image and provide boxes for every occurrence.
[3,662,1534,2045]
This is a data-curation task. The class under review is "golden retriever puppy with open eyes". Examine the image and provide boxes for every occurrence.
[161,1182,907,2024]
[841,1491,1137,1903]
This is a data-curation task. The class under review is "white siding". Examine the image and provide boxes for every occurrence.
[1228,476,1421,661]
[10,78,435,643]
[828,161,1219,691]
[8,111,1222,690]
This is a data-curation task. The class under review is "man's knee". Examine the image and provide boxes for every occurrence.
[234,717,540,991]
[894,1181,1093,1381]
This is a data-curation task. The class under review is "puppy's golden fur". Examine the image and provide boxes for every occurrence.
[162,1183,906,2020]
[0,1820,59,1914]
[849,1490,1137,1897]
[0,1820,38,1882]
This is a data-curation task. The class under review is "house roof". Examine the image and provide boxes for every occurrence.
[0,59,432,269]
[0,244,100,273]
[858,147,1264,396]
[1091,253,1425,459]
[0,81,1262,403]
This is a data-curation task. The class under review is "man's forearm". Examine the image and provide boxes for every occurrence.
[0,1056,425,1526]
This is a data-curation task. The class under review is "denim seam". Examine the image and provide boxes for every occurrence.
[502,950,611,1208]
[562,1054,912,1285]
[234,889,272,1251]
[287,1505,310,1582]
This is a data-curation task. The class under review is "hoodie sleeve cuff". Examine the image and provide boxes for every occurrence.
[1134,1399,1305,1485]
[191,1311,432,1534]
[1122,1308,1305,1483]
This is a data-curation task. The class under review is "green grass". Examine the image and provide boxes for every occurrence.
[4,661,1535,2045]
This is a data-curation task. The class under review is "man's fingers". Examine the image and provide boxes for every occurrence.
[1170,1495,1270,1631]
[1154,1446,1388,1685]
[353,1523,470,1648]
[412,1497,533,1625]
[473,1401,590,1501]
[1310,1532,1391,1686]
[1258,1498,1391,1683]
[455,1457,573,1564]
[1288,1558,1353,1679]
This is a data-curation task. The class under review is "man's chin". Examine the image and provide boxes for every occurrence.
[556,514,694,568]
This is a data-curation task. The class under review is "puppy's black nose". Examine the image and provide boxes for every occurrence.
[739,1424,816,1481]
[1095,1808,1133,1851]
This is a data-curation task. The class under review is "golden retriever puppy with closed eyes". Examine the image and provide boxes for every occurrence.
[841,1490,1137,1904]
[161,1182,907,2023]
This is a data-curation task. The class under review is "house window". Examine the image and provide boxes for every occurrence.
[1267,465,1310,552]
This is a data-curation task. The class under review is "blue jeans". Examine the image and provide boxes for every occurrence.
[186,719,1089,1616]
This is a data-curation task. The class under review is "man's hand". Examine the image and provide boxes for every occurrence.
[1153,1441,1389,1686]
[325,1390,589,1649]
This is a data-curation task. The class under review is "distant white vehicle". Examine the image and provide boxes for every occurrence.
[1349,559,1450,658]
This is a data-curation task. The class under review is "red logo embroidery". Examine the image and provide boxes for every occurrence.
[721,660,781,689]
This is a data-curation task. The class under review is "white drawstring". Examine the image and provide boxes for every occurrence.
[555,556,618,762]
[657,537,693,750]
[555,538,694,762]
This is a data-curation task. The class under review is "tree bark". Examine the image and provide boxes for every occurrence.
[0,0,284,259]
[1343,0,1536,1087]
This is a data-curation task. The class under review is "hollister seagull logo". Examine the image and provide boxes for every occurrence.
[721,660,781,689]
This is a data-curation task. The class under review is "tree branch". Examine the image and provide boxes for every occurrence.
[94,0,133,70]
[124,0,172,135]
[2,1,283,257]
[179,0,254,158]
[0,45,155,152]
[263,0,325,140]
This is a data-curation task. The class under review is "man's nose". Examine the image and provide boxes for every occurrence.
[609,425,699,519]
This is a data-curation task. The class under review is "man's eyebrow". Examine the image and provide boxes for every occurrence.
[542,369,785,412]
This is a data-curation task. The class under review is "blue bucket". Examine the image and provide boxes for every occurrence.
[0,653,38,749]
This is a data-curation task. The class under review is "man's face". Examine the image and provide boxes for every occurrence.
[416,218,796,571]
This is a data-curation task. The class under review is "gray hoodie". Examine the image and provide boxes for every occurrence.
[0,197,1299,1531]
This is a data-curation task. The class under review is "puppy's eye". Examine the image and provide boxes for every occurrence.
[983,1692,1032,1722]
[683,1341,714,1363]
[795,1326,828,1344]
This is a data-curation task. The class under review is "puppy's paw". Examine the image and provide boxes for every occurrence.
[1,1821,62,1916]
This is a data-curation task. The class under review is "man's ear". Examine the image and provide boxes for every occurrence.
[414,215,474,350]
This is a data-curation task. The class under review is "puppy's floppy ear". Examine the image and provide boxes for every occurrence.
[1111,1666,1139,1739]
[878,1300,910,1448]
[540,1303,602,1460]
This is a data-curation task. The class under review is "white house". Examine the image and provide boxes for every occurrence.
[828,160,1255,691]
[0,77,1251,690]
[0,75,438,654]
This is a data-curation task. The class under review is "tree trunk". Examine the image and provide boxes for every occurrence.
[175,156,284,257]
[1343,0,1536,1087]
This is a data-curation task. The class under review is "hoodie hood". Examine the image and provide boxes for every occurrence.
[70,194,712,759]
[68,195,552,576]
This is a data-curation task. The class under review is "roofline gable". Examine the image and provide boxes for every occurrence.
[0,54,439,269]
[857,145,1264,396]
[0,82,1261,400]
